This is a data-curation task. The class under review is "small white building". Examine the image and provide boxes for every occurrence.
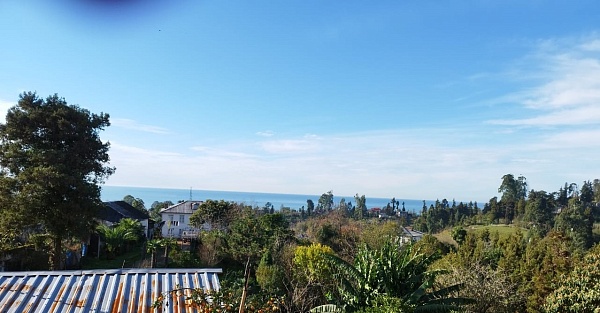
[400,226,424,244]
[160,200,204,238]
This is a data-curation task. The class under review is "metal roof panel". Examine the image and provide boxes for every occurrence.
[0,268,222,313]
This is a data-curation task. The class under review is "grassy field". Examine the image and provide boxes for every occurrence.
[434,224,526,246]
[433,229,456,246]
[466,224,526,239]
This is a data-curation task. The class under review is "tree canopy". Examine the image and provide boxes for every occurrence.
[0,92,113,269]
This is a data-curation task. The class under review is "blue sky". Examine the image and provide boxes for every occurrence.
[1,1,600,202]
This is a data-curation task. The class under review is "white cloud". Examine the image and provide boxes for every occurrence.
[490,105,600,126]
[491,36,600,127]
[579,39,600,51]
[111,118,170,134]
[105,35,600,202]
[104,122,600,202]
[105,129,523,201]
[0,99,14,123]
[535,129,600,150]
[521,56,600,110]
[260,137,322,154]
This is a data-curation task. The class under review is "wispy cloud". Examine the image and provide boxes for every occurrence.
[489,35,600,126]
[490,106,600,126]
[111,118,170,134]
[191,146,258,159]
[256,130,275,137]
[105,123,600,202]
[106,35,600,202]
[106,129,535,201]
[260,137,322,154]
[535,129,600,150]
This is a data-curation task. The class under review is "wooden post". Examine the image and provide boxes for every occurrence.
[238,257,251,313]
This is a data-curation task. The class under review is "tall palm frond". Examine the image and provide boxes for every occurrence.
[96,223,137,253]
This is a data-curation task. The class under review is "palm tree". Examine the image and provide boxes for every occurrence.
[146,238,161,268]
[97,222,139,258]
[117,218,145,239]
[145,238,177,268]
[116,218,145,252]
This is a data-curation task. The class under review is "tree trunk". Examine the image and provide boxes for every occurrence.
[50,236,63,270]
[164,244,169,268]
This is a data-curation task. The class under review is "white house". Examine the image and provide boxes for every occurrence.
[160,200,204,238]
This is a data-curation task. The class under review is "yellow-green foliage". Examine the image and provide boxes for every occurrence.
[543,244,600,313]
[293,243,334,282]
[256,262,285,293]
[433,229,457,246]
[360,220,401,250]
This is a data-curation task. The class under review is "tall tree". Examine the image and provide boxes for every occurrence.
[263,202,274,214]
[123,194,146,214]
[554,198,593,251]
[580,180,593,204]
[338,198,347,210]
[189,199,240,230]
[307,199,315,216]
[498,174,527,224]
[149,200,173,222]
[354,194,366,219]
[0,92,114,269]
[593,179,600,204]
[523,190,554,238]
[318,191,334,212]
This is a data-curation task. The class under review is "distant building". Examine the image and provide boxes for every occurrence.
[369,207,381,218]
[160,200,205,238]
[401,226,424,243]
[100,201,152,237]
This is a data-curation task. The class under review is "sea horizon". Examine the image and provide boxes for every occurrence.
[100,185,452,214]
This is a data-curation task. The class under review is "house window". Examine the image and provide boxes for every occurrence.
[167,215,179,227]
[179,215,185,224]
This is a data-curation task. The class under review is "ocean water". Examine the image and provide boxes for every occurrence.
[101,185,433,214]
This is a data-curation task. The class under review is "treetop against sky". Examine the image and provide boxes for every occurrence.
[1,1,600,201]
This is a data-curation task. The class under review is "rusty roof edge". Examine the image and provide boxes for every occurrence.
[0,268,223,276]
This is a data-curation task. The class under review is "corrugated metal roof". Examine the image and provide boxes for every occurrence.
[0,268,222,313]
[160,201,203,215]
